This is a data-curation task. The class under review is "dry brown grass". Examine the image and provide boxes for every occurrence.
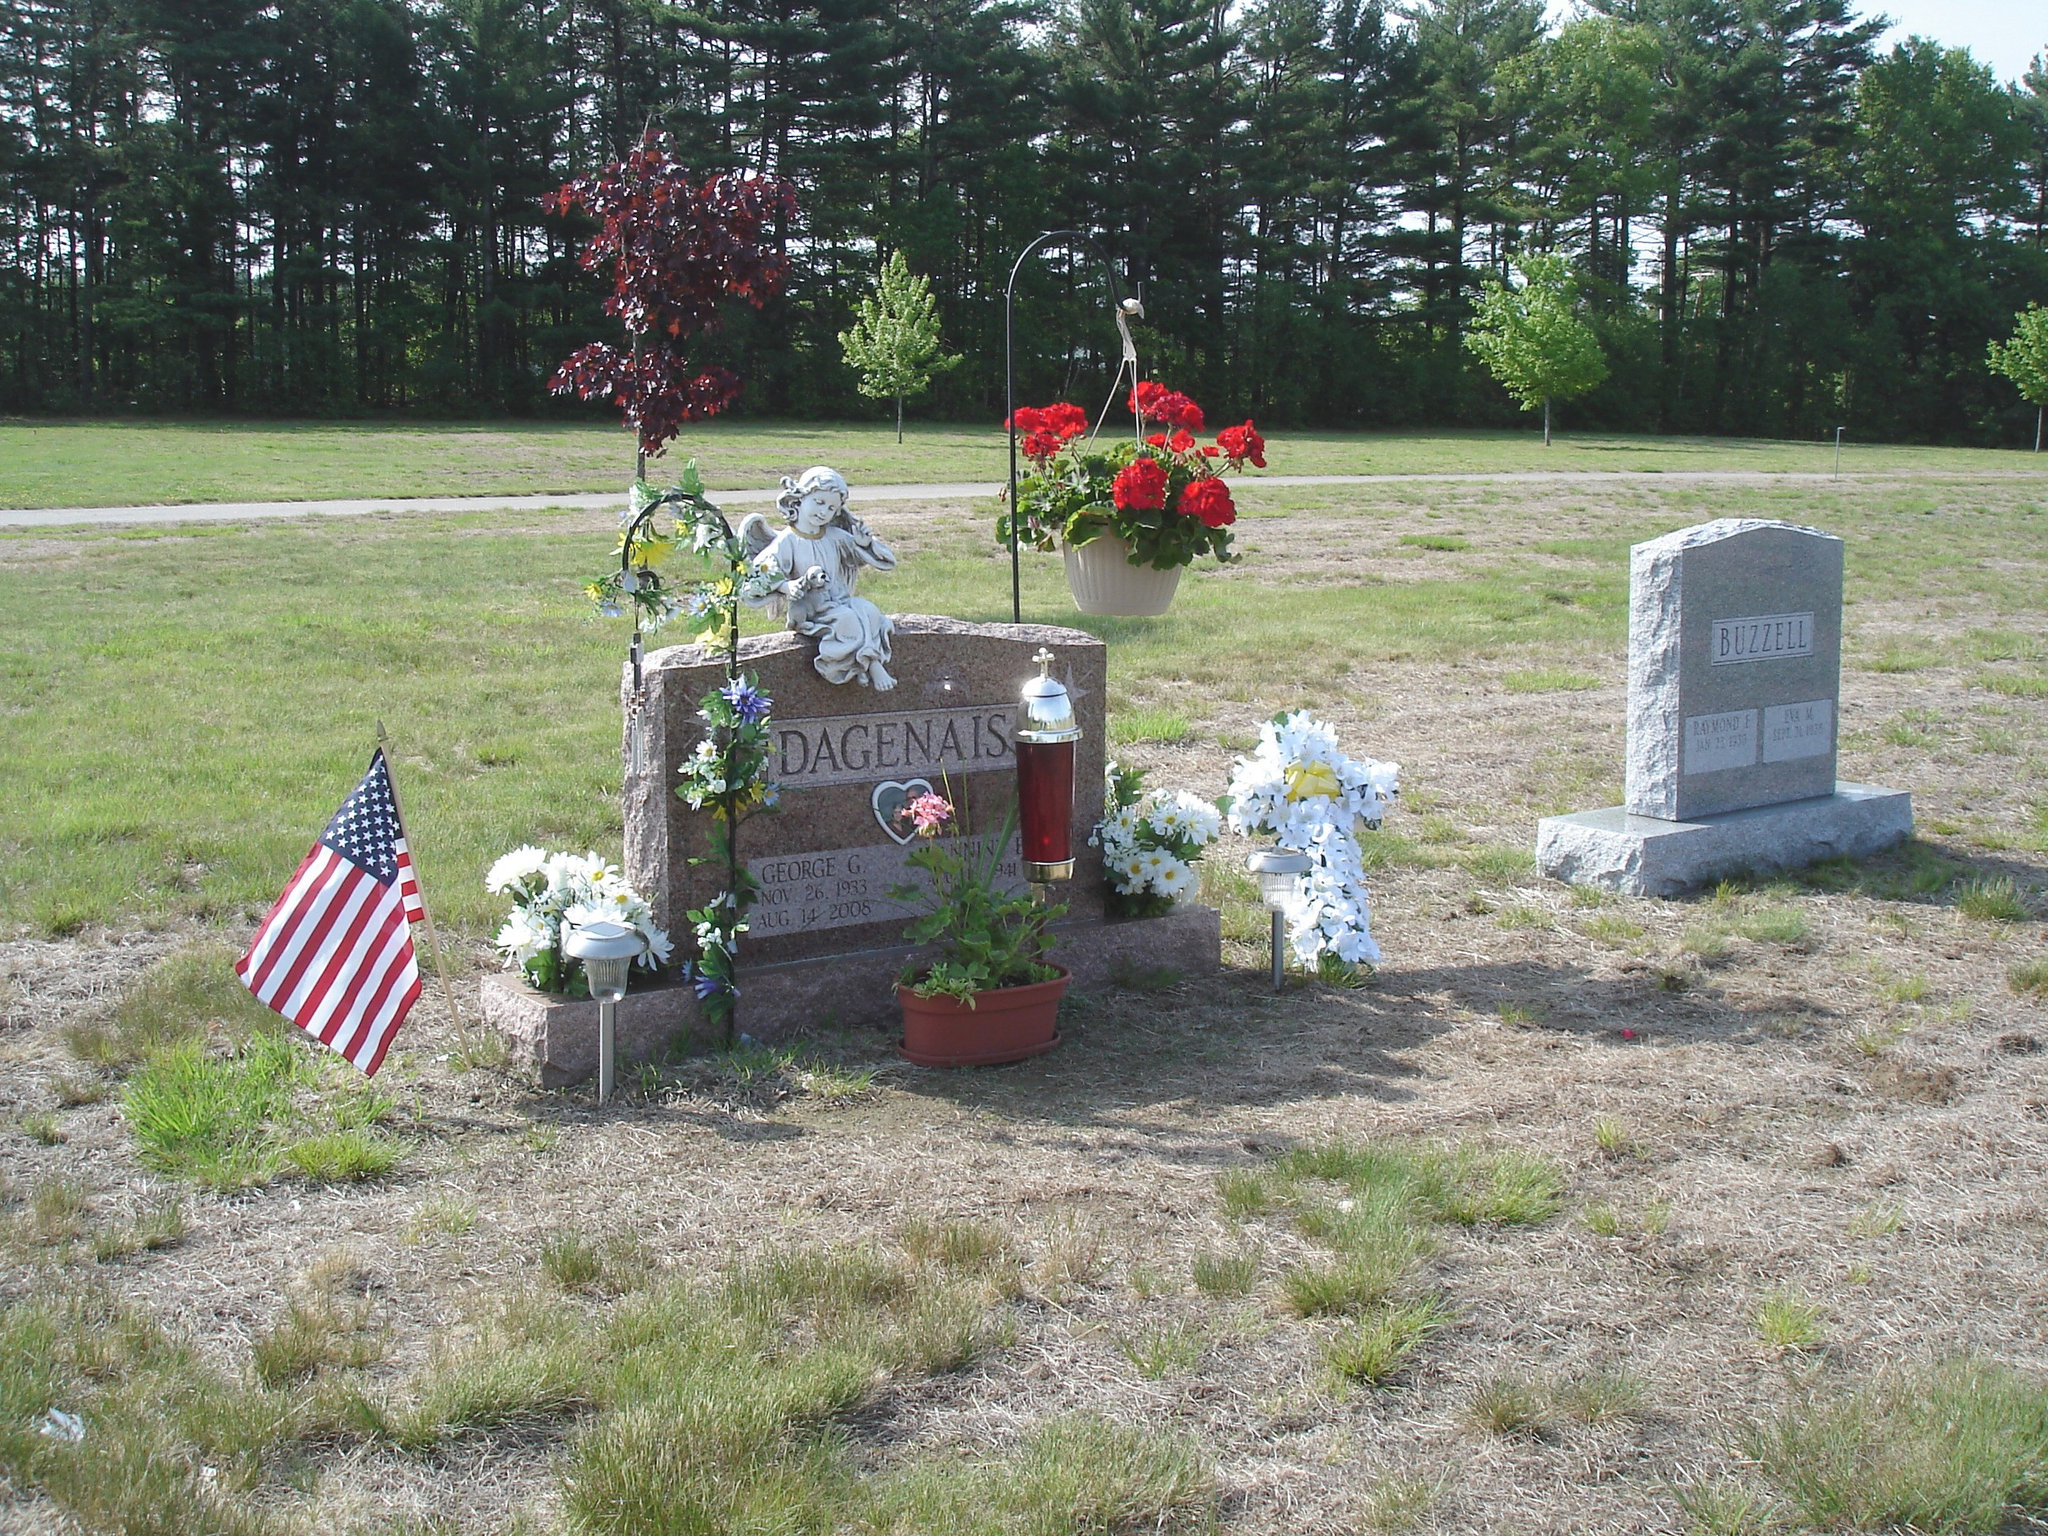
[2,473,2045,1533]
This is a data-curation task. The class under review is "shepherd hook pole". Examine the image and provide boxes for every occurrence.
[1005,230,1132,625]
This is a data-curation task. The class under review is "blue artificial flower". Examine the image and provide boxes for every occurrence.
[719,678,772,725]
[685,963,728,1001]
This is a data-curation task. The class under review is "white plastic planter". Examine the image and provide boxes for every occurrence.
[1061,534,1183,617]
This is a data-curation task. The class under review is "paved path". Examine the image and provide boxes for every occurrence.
[3,468,2041,529]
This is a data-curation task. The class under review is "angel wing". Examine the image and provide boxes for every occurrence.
[737,512,777,562]
[735,512,789,620]
[833,513,897,585]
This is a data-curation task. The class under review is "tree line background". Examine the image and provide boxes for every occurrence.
[3,0,2046,443]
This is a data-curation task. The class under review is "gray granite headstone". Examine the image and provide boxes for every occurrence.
[1627,519,1842,820]
[1535,517,1910,895]
[481,614,1228,1084]
[624,615,1107,964]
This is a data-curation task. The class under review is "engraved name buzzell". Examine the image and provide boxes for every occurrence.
[1709,612,1814,666]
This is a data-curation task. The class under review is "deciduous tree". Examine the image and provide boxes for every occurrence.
[545,132,796,460]
[1988,303,2048,451]
[1464,253,1607,442]
[837,249,960,442]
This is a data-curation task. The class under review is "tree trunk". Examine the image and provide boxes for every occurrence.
[1659,186,1682,431]
[896,395,903,444]
[1543,398,1551,447]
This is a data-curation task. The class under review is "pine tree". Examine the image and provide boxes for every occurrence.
[1401,0,1545,335]
[2021,52,2048,248]
[1464,254,1607,442]
[838,249,960,442]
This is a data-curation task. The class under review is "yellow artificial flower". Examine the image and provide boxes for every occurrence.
[1284,760,1342,802]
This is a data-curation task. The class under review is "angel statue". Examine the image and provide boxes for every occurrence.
[738,466,899,690]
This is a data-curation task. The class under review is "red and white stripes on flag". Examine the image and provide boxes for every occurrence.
[235,749,423,1076]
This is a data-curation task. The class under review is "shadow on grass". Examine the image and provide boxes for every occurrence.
[1793,836,2043,911]
[492,837,2039,1148]
[872,944,1820,1148]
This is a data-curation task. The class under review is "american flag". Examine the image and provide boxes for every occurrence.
[235,750,425,1076]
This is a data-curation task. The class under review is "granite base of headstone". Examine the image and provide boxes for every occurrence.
[484,903,1223,1088]
[481,615,1223,1083]
[1535,518,1911,896]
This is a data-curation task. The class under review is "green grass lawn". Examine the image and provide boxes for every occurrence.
[2,470,2042,941]
[4,459,2045,1536]
[4,416,2042,509]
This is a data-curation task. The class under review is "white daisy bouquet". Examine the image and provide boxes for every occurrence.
[1093,762,1222,918]
[1224,711,1400,973]
[486,846,673,997]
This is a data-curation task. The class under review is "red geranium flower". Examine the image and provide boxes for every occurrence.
[1176,477,1235,528]
[1215,419,1266,468]
[1112,456,1169,512]
[1009,401,1088,453]
[1146,432,1168,448]
[1201,445,1219,457]
[1042,402,1089,441]
[1128,381,1204,432]
[1168,429,1195,453]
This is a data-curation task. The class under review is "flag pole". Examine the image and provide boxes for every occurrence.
[375,722,471,1045]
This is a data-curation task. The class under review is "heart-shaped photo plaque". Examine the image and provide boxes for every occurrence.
[872,778,937,844]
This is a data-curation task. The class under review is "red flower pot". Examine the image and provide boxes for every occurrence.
[897,966,1068,1068]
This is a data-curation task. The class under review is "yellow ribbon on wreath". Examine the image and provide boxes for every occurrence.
[1284,760,1343,803]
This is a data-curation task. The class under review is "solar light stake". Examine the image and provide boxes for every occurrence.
[1246,847,1312,992]
[1834,426,1844,479]
[564,920,644,1104]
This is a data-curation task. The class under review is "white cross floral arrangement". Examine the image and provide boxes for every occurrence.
[487,847,672,998]
[1224,711,1400,974]
[1092,762,1222,918]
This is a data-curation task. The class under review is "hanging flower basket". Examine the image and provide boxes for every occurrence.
[898,966,1068,1067]
[1000,386,1269,620]
[1062,534,1183,616]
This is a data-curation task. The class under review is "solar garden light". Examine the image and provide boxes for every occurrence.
[1245,847,1311,991]
[563,919,644,1104]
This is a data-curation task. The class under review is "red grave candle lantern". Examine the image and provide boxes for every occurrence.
[1014,646,1080,882]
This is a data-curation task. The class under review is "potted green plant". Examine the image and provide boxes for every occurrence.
[999,385,1266,616]
[889,790,1067,1067]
